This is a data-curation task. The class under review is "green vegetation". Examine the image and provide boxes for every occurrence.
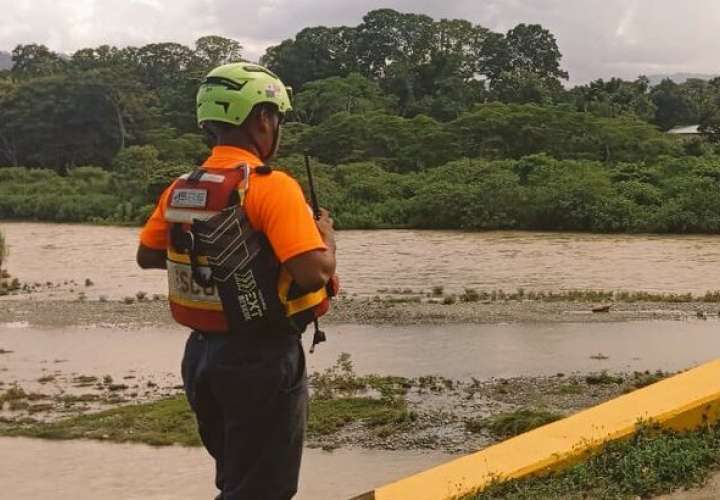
[1,396,200,446]
[0,228,6,269]
[585,372,625,385]
[308,398,410,436]
[378,287,720,304]
[467,423,720,499]
[0,354,415,444]
[0,393,411,444]
[631,370,670,390]
[466,408,563,438]
[2,10,720,231]
[307,354,414,436]
[0,386,27,405]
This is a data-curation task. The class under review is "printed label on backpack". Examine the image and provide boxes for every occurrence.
[171,189,208,208]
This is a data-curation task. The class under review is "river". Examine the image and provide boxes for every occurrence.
[2,222,720,499]
[3,222,720,299]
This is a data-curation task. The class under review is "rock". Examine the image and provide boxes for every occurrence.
[592,304,612,313]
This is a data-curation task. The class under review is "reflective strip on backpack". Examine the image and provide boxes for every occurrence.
[167,260,222,309]
[179,172,226,183]
[165,208,220,224]
[277,268,328,316]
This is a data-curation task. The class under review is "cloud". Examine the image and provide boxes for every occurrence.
[1,0,718,84]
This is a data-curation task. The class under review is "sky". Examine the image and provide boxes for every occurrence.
[1,0,719,85]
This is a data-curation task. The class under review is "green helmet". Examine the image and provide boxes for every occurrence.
[196,63,292,128]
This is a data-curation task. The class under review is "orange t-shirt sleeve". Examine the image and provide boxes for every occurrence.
[139,186,172,250]
[247,171,327,263]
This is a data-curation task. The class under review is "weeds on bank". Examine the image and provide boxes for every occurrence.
[465,408,563,438]
[309,353,415,437]
[376,286,720,304]
[0,355,419,445]
[0,386,27,405]
[585,371,624,385]
[629,370,669,390]
[0,396,201,446]
[466,422,720,499]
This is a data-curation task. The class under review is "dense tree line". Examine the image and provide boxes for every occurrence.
[1,9,720,232]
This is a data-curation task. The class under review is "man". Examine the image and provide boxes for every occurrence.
[137,63,336,500]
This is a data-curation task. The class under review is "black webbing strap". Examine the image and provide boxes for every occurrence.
[187,168,204,183]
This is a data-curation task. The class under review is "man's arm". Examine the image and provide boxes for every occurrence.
[137,185,173,270]
[137,244,167,270]
[284,208,336,292]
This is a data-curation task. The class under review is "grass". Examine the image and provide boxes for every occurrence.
[0,354,414,445]
[0,386,28,405]
[466,423,720,499]
[466,408,563,438]
[0,228,6,271]
[442,294,457,305]
[308,397,411,436]
[630,370,670,390]
[72,375,98,385]
[0,355,413,445]
[585,371,624,385]
[0,396,200,446]
[307,354,414,436]
[555,382,583,395]
[0,393,411,445]
[309,352,412,401]
[372,286,720,306]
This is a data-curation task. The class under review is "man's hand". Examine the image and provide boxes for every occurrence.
[284,207,337,292]
[137,244,167,270]
[316,208,335,253]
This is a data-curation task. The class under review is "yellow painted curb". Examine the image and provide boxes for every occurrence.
[352,359,720,500]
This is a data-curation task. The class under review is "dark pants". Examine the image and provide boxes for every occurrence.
[181,330,308,500]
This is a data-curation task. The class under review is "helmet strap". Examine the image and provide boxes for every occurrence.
[268,120,281,160]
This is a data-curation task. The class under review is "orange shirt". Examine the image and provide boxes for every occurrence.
[140,146,326,263]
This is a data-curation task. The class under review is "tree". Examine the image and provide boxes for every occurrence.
[261,26,356,90]
[481,24,568,88]
[192,36,244,74]
[0,68,160,170]
[432,19,489,80]
[0,74,121,170]
[129,43,197,132]
[698,78,720,141]
[131,42,194,89]
[70,45,129,71]
[651,78,700,130]
[490,69,563,104]
[293,73,395,124]
[11,44,65,78]
[354,9,435,78]
[261,9,493,115]
[569,77,656,122]
[111,145,163,202]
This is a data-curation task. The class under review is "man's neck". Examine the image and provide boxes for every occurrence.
[216,140,261,159]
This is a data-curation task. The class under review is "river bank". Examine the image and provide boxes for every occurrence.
[5,222,720,301]
[0,343,661,454]
[3,294,720,328]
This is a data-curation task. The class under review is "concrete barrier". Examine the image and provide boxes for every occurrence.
[352,359,720,500]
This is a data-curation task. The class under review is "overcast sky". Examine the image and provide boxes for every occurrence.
[1,0,718,84]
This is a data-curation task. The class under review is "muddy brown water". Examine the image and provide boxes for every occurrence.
[2,321,720,388]
[4,222,720,299]
[3,222,720,499]
[0,436,452,500]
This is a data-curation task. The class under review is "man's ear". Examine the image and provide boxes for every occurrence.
[257,107,273,134]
